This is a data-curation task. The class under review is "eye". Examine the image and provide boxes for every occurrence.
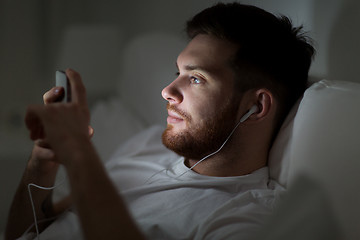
[190,76,202,84]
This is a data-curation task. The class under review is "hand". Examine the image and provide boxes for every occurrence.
[25,69,93,167]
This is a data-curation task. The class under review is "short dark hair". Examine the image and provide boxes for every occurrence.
[186,2,315,121]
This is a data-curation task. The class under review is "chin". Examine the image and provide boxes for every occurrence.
[162,121,229,160]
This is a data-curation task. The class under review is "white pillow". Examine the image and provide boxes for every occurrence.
[268,99,300,187]
[268,79,360,239]
[90,97,145,161]
[117,32,187,126]
[289,80,360,184]
[269,79,360,192]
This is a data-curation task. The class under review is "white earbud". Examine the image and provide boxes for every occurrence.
[239,105,259,123]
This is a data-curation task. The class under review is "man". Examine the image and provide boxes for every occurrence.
[5,2,315,240]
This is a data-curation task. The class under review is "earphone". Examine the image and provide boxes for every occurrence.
[239,105,259,123]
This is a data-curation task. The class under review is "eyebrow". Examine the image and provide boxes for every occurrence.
[175,62,213,75]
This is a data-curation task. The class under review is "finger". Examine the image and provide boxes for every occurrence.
[53,195,72,215]
[43,87,64,104]
[35,139,51,149]
[25,105,45,140]
[88,126,94,138]
[33,144,56,160]
[65,68,88,107]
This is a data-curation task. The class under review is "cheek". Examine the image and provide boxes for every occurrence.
[183,85,235,123]
[188,97,224,123]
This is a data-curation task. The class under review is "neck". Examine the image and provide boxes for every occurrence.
[185,125,271,177]
[185,149,267,177]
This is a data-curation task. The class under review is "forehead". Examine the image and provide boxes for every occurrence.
[177,34,238,73]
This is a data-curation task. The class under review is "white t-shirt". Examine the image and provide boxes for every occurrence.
[105,126,284,240]
[23,125,284,240]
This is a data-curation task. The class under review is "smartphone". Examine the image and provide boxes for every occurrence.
[55,70,71,102]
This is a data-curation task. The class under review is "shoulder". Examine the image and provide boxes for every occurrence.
[194,186,284,240]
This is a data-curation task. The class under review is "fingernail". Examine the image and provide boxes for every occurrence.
[54,87,61,94]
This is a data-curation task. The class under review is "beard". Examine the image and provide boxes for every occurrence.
[162,99,239,160]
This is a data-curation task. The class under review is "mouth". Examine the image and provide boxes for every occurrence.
[167,110,184,124]
[166,103,191,126]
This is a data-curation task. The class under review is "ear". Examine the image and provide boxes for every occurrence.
[236,88,275,123]
[251,89,274,121]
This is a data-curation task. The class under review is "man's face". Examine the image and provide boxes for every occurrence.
[161,34,241,159]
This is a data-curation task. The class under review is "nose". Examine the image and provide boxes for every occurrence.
[161,79,183,104]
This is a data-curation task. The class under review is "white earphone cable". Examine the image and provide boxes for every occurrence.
[27,178,66,240]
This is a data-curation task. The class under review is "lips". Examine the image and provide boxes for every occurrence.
[166,103,191,125]
[167,110,184,124]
